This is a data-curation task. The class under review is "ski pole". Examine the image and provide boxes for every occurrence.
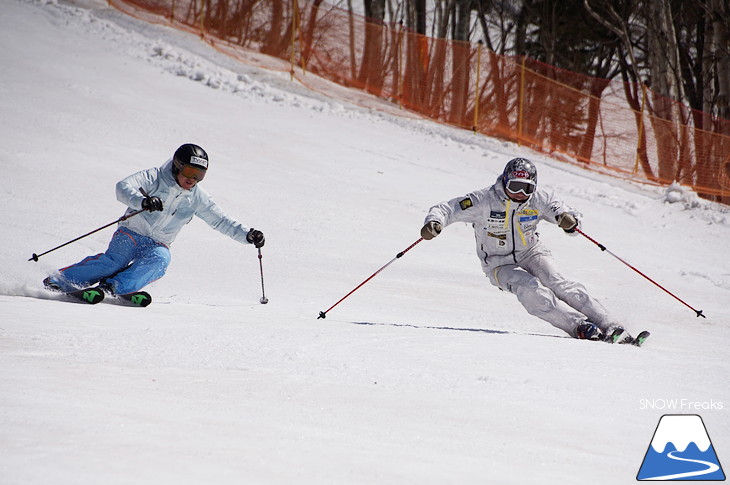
[318,237,423,319]
[576,228,705,318]
[258,247,268,304]
[29,188,150,262]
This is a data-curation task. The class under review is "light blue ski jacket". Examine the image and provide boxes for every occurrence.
[116,159,252,246]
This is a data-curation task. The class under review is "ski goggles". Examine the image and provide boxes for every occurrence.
[505,178,536,196]
[175,160,206,181]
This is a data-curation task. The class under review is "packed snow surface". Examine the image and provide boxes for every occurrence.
[1,0,728,484]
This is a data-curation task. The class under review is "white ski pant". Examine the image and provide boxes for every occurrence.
[485,247,614,337]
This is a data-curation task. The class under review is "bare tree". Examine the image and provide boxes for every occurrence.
[359,0,387,92]
[705,0,730,122]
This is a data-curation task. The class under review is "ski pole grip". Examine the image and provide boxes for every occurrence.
[138,187,153,213]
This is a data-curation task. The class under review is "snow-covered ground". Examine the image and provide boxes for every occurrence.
[1,0,728,483]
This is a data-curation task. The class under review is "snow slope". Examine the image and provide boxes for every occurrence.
[1,0,728,483]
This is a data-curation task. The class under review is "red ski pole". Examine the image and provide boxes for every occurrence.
[576,228,705,318]
[318,238,424,319]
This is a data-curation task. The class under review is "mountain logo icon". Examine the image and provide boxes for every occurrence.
[637,414,726,481]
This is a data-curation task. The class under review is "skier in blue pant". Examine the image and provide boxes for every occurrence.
[44,143,265,296]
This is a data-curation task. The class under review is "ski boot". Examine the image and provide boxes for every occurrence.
[43,277,62,292]
[575,322,604,340]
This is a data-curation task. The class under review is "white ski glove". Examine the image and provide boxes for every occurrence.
[556,213,579,234]
[421,221,442,240]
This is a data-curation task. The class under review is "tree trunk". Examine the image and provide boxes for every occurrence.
[644,0,686,183]
[709,0,730,123]
[359,0,387,93]
[450,0,472,124]
[577,77,611,164]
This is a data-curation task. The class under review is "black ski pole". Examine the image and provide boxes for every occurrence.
[258,247,268,304]
[576,228,705,318]
[29,188,150,262]
[318,237,423,319]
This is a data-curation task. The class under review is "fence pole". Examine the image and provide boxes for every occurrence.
[199,0,207,38]
[396,22,403,108]
[518,56,526,146]
[290,0,299,80]
[473,41,482,133]
[633,83,647,174]
[298,0,306,74]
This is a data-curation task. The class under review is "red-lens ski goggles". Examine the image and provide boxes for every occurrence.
[176,161,206,182]
[505,179,536,196]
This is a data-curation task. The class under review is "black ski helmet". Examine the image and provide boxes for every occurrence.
[172,143,209,176]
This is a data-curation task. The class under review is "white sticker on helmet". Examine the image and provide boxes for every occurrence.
[190,156,208,169]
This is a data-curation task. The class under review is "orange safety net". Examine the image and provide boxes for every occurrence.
[109,0,730,203]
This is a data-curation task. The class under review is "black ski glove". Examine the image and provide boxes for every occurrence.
[246,228,265,248]
[141,194,163,212]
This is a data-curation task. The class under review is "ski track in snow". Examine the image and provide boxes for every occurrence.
[2,1,729,484]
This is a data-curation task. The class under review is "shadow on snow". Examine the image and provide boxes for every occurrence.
[351,321,567,339]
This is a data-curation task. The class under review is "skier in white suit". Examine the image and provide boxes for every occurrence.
[421,157,631,342]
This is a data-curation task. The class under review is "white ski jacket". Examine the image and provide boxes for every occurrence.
[116,159,251,246]
[424,175,580,272]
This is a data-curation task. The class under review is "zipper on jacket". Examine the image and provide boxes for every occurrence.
[151,190,185,232]
[510,206,518,263]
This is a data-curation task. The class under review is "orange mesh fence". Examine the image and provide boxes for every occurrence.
[109,0,730,203]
